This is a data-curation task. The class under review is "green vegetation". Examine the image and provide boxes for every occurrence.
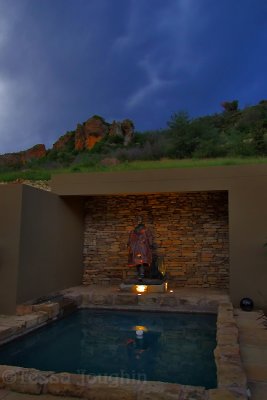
[0,169,52,182]
[1,99,267,182]
[0,157,267,182]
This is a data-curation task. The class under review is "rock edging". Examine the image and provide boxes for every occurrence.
[213,302,248,399]
[0,288,249,399]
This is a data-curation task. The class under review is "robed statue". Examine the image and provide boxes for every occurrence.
[127,217,153,281]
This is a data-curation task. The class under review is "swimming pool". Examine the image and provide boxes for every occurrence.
[0,309,217,389]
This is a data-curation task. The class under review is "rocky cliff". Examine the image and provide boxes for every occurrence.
[53,116,134,152]
[74,116,109,151]
[0,144,46,167]
[109,119,134,146]
[52,132,75,152]
[0,115,134,167]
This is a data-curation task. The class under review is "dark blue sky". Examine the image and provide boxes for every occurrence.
[0,0,267,153]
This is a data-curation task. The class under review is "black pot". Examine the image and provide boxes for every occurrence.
[240,297,254,312]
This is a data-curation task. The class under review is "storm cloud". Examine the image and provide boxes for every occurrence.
[0,0,267,153]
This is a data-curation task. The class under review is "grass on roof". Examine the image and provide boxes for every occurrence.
[0,156,267,182]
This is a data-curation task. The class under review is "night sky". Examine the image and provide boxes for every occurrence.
[0,0,267,153]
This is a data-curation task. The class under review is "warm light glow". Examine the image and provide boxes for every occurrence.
[165,282,168,291]
[137,293,142,296]
[134,325,148,332]
[135,285,148,293]
[170,290,174,293]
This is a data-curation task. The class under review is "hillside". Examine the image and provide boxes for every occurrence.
[0,100,267,182]
[0,116,134,168]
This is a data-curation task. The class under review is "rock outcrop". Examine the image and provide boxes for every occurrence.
[121,119,135,145]
[109,119,134,146]
[75,116,109,151]
[22,144,46,162]
[0,115,134,168]
[52,132,75,152]
[72,116,134,151]
[0,144,46,167]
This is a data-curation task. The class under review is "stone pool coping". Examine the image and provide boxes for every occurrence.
[0,286,249,399]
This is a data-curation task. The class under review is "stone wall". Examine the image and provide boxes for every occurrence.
[83,191,229,288]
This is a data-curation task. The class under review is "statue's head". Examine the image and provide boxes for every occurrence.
[136,216,143,225]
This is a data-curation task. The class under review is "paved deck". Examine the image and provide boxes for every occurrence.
[235,309,267,400]
[0,391,81,399]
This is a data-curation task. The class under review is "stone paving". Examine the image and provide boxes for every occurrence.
[235,310,267,400]
[0,390,79,399]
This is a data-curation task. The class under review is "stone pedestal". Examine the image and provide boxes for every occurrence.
[120,278,168,293]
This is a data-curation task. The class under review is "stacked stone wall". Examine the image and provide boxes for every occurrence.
[83,191,229,288]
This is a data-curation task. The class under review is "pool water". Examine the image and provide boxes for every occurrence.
[0,310,217,388]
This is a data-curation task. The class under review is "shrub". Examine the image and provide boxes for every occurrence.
[221,100,239,112]
[100,157,120,167]
[71,153,100,168]
[253,128,267,155]
[70,166,82,172]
